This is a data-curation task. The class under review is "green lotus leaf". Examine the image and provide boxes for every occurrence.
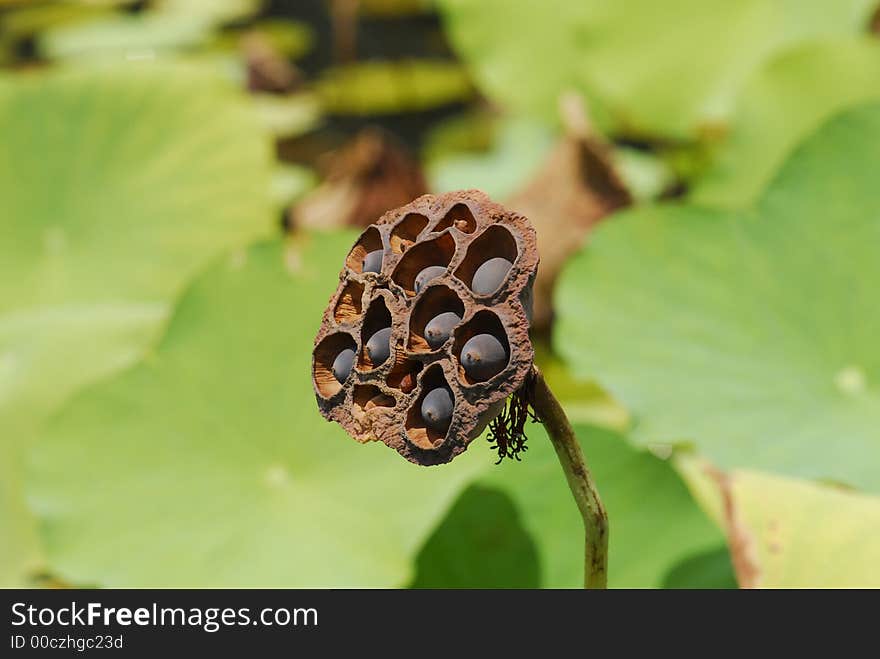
[694,38,880,208]
[0,3,112,40]
[211,19,315,60]
[157,0,263,22]
[660,545,737,589]
[37,0,267,62]
[677,457,880,588]
[0,62,274,584]
[411,484,542,588]
[437,0,875,139]
[556,103,880,490]
[316,60,473,116]
[252,93,322,138]
[725,472,880,587]
[415,424,731,588]
[27,236,484,587]
[427,117,554,200]
[38,13,211,61]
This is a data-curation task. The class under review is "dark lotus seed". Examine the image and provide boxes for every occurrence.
[421,386,454,432]
[364,327,392,366]
[414,265,446,293]
[362,249,383,274]
[331,348,355,384]
[460,333,507,381]
[424,311,461,349]
[471,257,512,295]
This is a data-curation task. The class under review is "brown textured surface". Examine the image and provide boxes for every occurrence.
[291,128,428,231]
[507,94,630,333]
[312,190,539,465]
[507,135,629,333]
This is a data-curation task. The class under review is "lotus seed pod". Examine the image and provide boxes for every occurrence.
[312,189,539,466]
[460,333,507,381]
[414,265,447,293]
[421,386,454,432]
[362,249,383,273]
[471,257,512,296]
[331,348,356,384]
[424,311,461,349]
[364,326,392,366]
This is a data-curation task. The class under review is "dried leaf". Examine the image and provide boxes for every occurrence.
[292,128,428,230]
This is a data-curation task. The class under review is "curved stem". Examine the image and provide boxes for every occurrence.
[531,367,609,589]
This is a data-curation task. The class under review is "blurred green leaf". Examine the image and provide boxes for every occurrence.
[437,0,875,139]
[316,60,472,116]
[0,305,161,585]
[533,344,629,431]
[556,103,880,490]
[427,117,553,199]
[36,0,271,63]
[156,0,263,22]
[422,109,496,161]
[415,424,730,588]
[252,92,321,138]
[359,0,432,16]
[678,458,880,588]
[660,545,737,589]
[412,484,541,588]
[0,62,274,584]
[0,34,12,67]
[270,164,317,209]
[693,38,880,208]
[28,236,485,587]
[611,146,677,203]
[212,19,315,60]
[0,3,112,39]
[38,13,210,61]
[726,472,880,587]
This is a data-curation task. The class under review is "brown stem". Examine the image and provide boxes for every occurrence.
[531,367,609,589]
[330,0,359,64]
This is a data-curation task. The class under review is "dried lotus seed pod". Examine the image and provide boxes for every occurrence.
[312,189,539,466]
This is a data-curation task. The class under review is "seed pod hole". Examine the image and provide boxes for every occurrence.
[345,226,385,274]
[385,346,423,393]
[359,296,392,370]
[408,285,465,352]
[434,202,476,234]
[313,332,358,398]
[454,225,518,297]
[453,310,510,384]
[333,280,365,324]
[391,232,457,296]
[353,384,396,414]
[390,212,429,253]
[406,366,455,449]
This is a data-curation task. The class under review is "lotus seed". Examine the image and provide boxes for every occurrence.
[362,249,383,274]
[424,311,461,349]
[460,333,507,381]
[331,348,355,384]
[414,265,447,293]
[471,257,512,295]
[421,386,454,432]
[364,327,392,366]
